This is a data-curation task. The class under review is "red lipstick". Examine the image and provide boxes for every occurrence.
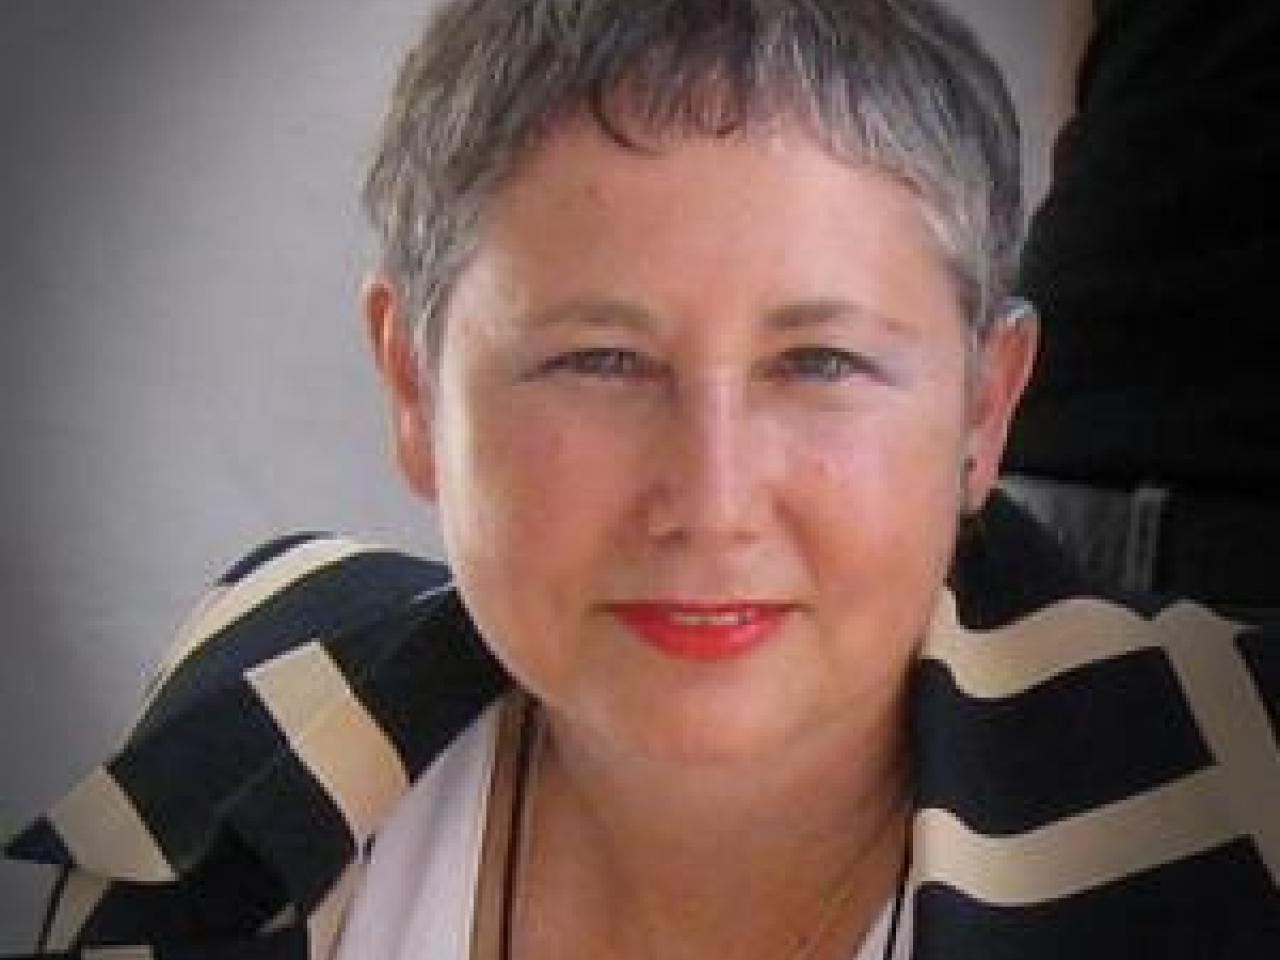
[607,602,790,662]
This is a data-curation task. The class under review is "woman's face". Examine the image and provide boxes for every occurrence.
[374,122,1033,764]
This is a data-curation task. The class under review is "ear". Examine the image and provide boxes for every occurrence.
[363,274,438,502]
[963,305,1039,511]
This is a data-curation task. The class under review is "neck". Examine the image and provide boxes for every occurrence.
[519,689,911,959]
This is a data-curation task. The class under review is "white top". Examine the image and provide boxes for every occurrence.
[333,703,914,959]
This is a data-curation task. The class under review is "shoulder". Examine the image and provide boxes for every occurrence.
[914,591,1280,955]
[133,532,455,737]
[4,534,508,959]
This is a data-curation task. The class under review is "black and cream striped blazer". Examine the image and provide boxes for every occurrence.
[6,504,1279,958]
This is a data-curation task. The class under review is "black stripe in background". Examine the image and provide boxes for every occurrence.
[912,839,1280,959]
[1236,625,1280,743]
[225,742,357,913]
[217,533,332,585]
[912,647,1212,835]
[132,548,450,742]
[150,925,309,959]
[35,865,69,952]
[327,588,510,779]
[75,830,286,949]
[4,816,72,866]
[110,682,290,874]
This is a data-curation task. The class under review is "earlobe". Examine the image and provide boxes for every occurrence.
[362,274,439,502]
[964,307,1040,509]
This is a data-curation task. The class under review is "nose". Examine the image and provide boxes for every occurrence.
[643,373,772,546]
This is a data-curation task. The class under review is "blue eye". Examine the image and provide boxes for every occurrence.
[541,348,661,380]
[769,346,879,383]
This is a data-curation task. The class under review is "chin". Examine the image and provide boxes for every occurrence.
[598,679,822,769]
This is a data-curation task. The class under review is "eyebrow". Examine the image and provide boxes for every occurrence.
[523,296,913,339]
[525,298,655,332]
[762,299,915,340]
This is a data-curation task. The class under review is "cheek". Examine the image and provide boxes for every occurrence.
[436,396,651,699]
[437,392,634,578]
[787,400,966,575]
[795,396,965,496]
[788,411,963,687]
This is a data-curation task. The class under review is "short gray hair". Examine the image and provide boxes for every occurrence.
[363,0,1023,357]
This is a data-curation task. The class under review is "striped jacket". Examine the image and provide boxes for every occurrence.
[6,503,1279,958]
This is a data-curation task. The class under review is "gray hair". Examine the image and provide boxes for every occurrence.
[363,0,1023,358]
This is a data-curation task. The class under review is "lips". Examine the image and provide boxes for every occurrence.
[607,602,792,661]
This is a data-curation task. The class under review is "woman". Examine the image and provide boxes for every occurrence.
[7,1,1276,957]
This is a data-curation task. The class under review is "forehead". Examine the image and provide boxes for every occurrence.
[496,117,930,239]
[447,119,964,337]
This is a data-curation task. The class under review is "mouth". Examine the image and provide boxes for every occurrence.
[605,602,794,662]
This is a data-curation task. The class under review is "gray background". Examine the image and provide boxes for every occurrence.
[0,0,1060,948]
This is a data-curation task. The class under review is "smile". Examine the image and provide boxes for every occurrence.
[606,602,793,662]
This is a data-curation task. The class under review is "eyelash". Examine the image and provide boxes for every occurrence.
[766,346,881,383]
[539,348,661,380]
[539,346,881,384]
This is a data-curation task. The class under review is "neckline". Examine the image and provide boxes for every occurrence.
[471,693,909,960]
